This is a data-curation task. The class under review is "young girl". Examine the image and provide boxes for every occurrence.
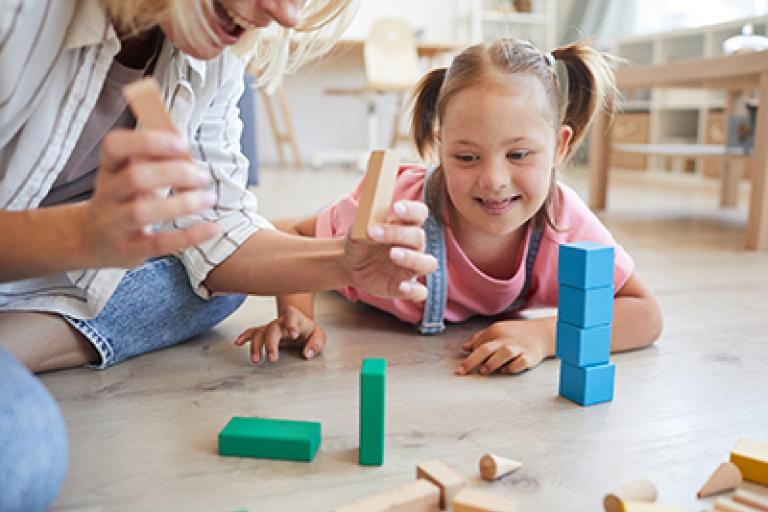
[236,38,663,374]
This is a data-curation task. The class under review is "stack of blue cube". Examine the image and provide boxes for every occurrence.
[556,242,616,406]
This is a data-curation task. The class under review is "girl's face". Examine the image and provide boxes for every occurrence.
[438,76,571,242]
[161,0,304,60]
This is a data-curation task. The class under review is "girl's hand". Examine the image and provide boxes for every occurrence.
[234,305,327,364]
[81,129,220,268]
[455,318,554,375]
[344,200,437,302]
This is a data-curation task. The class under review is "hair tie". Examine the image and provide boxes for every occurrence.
[544,52,555,67]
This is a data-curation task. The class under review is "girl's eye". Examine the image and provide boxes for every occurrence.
[455,154,479,163]
[507,150,530,161]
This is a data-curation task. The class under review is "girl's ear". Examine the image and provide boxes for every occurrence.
[554,125,573,167]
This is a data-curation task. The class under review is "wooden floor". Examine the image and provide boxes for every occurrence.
[45,166,768,512]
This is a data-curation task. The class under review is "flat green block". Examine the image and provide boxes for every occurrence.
[360,358,386,466]
[218,416,321,462]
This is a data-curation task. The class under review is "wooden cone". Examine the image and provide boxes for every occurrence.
[604,479,657,512]
[478,453,522,481]
[697,462,742,498]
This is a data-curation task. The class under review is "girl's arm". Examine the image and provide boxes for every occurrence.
[457,273,662,375]
[233,215,328,363]
[271,216,320,321]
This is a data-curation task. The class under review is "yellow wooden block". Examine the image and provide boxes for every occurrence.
[622,501,683,512]
[730,438,768,485]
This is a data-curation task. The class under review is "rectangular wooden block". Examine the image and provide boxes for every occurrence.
[452,488,516,512]
[559,361,615,406]
[360,358,386,466]
[335,480,440,512]
[218,416,321,462]
[416,459,465,510]
[123,77,179,134]
[350,150,399,241]
[730,438,768,485]
[558,284,614,329]
[555,320,611,367]
[558,242,615,289]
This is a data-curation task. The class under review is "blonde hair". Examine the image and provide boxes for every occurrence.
[410,38,618,230]
[102,0,358,93]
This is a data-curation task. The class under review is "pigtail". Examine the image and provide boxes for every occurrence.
[551,41,618,156]
[409,67,446,161]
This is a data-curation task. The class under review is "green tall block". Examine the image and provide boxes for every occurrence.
[359,358,386,466]
[218,416,321,462]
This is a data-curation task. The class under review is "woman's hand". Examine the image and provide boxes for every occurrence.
[79,129,220,268]
[343,200,437,302]
[456,318,555,375]
[234,305,327,363]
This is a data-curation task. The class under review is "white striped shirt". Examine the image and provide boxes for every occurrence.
[0,0,272,319]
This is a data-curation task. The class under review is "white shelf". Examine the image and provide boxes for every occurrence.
[612,15,766,174]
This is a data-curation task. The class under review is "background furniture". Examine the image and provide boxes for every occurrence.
[588,50,768,251]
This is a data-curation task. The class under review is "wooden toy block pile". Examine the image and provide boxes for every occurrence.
[556,241,616,406]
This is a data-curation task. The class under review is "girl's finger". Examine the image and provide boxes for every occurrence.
[303,328,327,360]
[234,327,258,346]
[504,353,530,374]
[264,321,284,363]
[481,345,523,375]
[455,341,504,375]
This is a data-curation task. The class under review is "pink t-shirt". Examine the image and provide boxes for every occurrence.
[316,165,635,325]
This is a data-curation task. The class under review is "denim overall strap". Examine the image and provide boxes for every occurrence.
[503,225,544,314]
[417,167,448,335]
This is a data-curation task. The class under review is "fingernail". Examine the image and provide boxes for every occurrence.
[305,349,314,359]
[394,201,407,216]
[368,226,385,240]
[390,247,405,262]
[455,366,465,375]
[289,329,299,339]
[399,281,412,294]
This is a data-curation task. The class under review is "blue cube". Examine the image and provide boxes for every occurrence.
[559,361,615,406]
[558,284,614,328]
[556,320,611,367]
[558,242,615,289]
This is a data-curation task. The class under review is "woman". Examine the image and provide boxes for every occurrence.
[0,1,436,510]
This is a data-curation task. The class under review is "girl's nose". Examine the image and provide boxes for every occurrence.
[477,159,510,192]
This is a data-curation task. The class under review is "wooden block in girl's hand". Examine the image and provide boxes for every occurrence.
[350,150,399,241]
[123,77,179,135]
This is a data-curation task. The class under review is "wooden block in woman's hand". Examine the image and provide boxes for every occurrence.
[350,150,399,241]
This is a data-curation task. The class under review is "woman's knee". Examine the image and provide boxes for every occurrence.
[0,346,68,512]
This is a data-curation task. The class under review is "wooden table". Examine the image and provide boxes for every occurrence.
[589,51,768,250]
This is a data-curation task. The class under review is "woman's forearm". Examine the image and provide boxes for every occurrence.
[203,229,350,295]
[0,205,89,283]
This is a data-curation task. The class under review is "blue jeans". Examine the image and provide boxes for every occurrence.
[0,345,68,512]
[66,256,246,368]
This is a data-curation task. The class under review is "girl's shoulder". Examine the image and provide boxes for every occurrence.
[543,181,616,245]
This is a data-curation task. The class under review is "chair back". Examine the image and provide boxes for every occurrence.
[364,18,422,92]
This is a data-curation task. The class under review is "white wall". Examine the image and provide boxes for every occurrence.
[253,1,465,167]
